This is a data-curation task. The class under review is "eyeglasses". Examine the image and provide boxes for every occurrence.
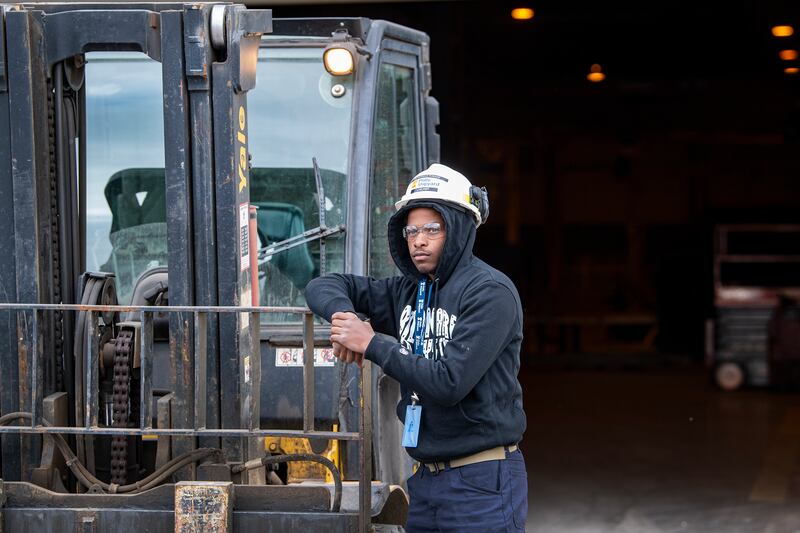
[402,222,444,241]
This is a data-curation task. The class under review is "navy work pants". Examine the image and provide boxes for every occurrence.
[405,449,528,532]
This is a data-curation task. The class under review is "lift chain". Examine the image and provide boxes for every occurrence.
[47,80,64,393]
[110,329,134,485]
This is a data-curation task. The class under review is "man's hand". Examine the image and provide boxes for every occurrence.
[330,312,375,359]
[332,341,363,368]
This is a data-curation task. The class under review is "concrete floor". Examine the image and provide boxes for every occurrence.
[519,366,800,533]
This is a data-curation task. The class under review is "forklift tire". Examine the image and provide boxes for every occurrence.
[715,362,745,391]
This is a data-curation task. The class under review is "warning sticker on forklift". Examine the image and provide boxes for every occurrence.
[275,347,336,367]
[240,202,250,272]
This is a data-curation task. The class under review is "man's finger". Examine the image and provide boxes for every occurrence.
[331,334,348,348]
[332,342,349,362]
[331,342,364,366]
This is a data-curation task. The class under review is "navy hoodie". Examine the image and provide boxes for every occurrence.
[305,200,526,462]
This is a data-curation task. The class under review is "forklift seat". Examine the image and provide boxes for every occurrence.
[104,168,167,233]
[125,266,169,339]
[254,201,315,288]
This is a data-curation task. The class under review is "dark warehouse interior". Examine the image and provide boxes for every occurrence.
[262,1,800,530]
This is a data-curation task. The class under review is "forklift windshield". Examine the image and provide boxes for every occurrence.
[84,47,352,317]
[249,46,352,321]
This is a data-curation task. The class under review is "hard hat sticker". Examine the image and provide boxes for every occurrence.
[410,187,439,194]
[416,174,449,182]
[415,177,443,187]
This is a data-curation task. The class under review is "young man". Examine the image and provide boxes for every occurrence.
[305,164,527,532]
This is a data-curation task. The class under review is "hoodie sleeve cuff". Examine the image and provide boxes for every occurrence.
[364,334,395,367]
[322,298,356,322]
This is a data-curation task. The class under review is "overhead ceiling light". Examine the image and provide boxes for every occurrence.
[511,7,534,20]
[785,67,799,74]
[772,25,794,37]
[587,63,605,82]
[780,49,798,61]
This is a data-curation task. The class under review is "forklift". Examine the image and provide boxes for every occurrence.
[0,2,439,531]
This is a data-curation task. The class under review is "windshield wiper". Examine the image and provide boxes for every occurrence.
[256,157,345,267]
[257,224,345,260]
[313,156,329,275]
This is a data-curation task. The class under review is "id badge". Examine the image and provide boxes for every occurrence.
[402,405,422,448]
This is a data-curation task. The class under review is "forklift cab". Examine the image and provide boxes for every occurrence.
[250,17,441,486]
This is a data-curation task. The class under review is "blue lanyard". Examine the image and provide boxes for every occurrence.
[411,277,432,407]
[413,277,431,356]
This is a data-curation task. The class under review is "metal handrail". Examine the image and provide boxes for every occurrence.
[0,427,360,438]
[0,301,372,530]
[0,303,310,313]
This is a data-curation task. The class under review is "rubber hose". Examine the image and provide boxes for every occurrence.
[0,412,223,494]
[232,453,343,513]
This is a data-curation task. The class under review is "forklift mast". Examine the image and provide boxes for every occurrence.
[0,0,270,472]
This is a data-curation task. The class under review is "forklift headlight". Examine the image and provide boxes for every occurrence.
[323,46,355,76]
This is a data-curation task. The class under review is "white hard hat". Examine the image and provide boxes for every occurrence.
[395,164,488,226]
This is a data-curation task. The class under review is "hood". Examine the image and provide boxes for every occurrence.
[387,200,476,285]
